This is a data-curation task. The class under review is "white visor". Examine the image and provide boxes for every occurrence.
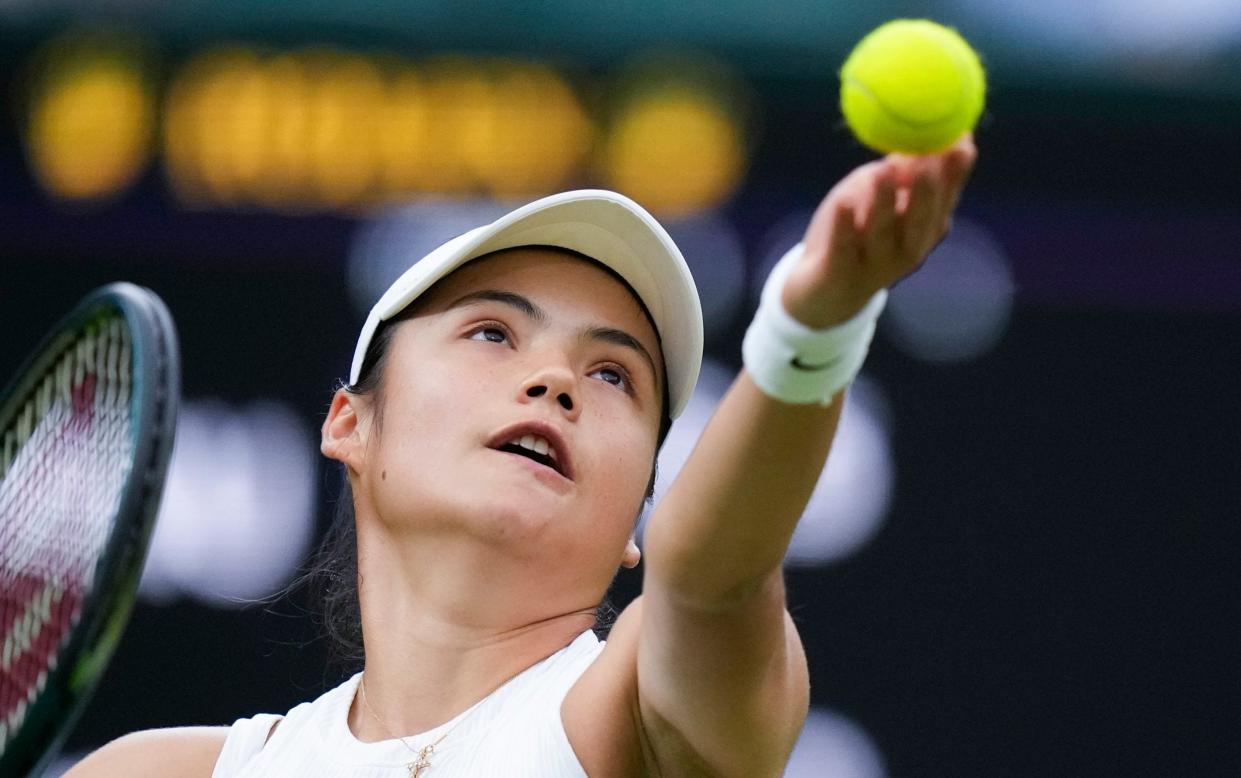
[349,189,703,419]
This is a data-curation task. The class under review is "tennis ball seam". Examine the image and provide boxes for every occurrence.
[840,74,964,130]
[837,19,985,154]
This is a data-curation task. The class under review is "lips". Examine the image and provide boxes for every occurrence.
[486,420,574,481]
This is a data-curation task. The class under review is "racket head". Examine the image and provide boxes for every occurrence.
[0,282,180,777]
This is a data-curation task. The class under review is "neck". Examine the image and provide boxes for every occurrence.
[347,518,597,741]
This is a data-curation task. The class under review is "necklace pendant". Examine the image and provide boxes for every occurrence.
[409,747,433,777]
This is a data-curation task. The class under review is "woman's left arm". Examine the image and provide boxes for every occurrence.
[635,137,977,775]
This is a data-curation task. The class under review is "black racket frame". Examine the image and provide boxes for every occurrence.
[0,283,179,778]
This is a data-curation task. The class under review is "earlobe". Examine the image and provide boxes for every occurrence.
[621,537,642,569]
[321,390,366,470]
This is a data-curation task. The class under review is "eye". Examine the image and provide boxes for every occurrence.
[467,322,510,344]
[591,365,633,394]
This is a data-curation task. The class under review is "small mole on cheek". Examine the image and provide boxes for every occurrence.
[382,470,387,480]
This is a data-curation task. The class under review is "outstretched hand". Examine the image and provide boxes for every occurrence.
[781,134,978,328]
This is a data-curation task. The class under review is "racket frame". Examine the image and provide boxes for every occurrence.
[0,282,180,778]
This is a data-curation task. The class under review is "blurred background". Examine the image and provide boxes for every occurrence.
[1,1,1239,775]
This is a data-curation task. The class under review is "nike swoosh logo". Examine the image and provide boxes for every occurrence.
[790,355,842,372]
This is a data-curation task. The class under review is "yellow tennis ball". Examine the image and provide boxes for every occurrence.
[840,19,986,154]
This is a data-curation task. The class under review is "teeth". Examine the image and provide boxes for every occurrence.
[512,434,555,460]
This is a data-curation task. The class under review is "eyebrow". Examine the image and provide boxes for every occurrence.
[446,289,661,390]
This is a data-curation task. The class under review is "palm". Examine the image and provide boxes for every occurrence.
[780,134,978,329]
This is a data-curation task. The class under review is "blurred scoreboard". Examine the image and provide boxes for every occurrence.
[21,31,750,218]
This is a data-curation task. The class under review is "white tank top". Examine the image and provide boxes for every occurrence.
[211,629,605,777]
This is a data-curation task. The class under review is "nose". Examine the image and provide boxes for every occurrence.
[520,364,579,418]
[526,384,572,411]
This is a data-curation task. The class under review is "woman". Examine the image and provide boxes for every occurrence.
[67,137,976,777]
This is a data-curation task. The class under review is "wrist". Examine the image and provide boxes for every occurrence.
[742,243,887,406]
[780,280,877,330]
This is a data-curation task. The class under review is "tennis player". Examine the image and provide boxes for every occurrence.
[66,136,975,777]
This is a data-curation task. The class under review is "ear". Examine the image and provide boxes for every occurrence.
[620,535,641,569]
[321,389,370,474]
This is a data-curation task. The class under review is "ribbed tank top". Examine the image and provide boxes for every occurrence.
[211,629,605,777]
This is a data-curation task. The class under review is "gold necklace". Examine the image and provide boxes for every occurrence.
[358,674,459,778]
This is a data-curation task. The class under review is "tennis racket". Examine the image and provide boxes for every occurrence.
[0,283,180,778]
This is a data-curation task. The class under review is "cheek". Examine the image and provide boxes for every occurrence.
[568,429,652,575]
[584,409,657,519]
[383,350,498,433]
[367,378,468,479]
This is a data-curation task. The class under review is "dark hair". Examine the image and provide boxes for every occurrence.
[293,251,674,670]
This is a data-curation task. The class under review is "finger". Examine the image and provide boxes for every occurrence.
[803,160,883,256]
[825,198,862,270]
[890,134,973,191]
[897,167,942,261]
[894,186,911,215]
[886,152,919,192]
[835,160,887,228]
[914,135,977,246]
[886,152,936,211]
[863,165,898,264]
[941,133,978,214]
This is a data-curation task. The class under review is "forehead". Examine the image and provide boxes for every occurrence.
[417,246,665,370]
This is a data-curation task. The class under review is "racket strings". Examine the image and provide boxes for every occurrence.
[1,315,133,746]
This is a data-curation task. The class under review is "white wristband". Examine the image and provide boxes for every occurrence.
[742,243,887,405]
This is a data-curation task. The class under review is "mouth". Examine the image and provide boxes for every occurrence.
[486,422,574,481]
[497,440,560,474]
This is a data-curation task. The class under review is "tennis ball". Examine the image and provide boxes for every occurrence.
[839,19,986,154]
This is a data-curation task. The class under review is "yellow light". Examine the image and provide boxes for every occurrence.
[160,46,723,214]
[304,50,385,209]
[164,48,265,206]
[26,35,154,202]
[162,52,211,205]
[256,53,314,211]
[599,84,745,217]
[472,62,594,197]
[419,58,494,195]
[166,47,389,212]
[374,66,434,200]
[227,57,276,201]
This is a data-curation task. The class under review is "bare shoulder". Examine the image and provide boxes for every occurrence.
[562,597,748,777]
[562,597,648,778]
[62,726,231,778]
[566,587,810,777]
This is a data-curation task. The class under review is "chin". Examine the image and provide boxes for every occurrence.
[461,488,565,551]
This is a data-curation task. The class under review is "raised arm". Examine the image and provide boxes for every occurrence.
[633,138,977,775]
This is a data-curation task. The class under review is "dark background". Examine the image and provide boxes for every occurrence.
[2,3,1239,775]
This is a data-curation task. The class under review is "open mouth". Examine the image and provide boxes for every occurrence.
[497,441,561,474]
[486,424,574,481]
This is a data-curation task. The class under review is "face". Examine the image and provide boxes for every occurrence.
[347,247,664,599]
